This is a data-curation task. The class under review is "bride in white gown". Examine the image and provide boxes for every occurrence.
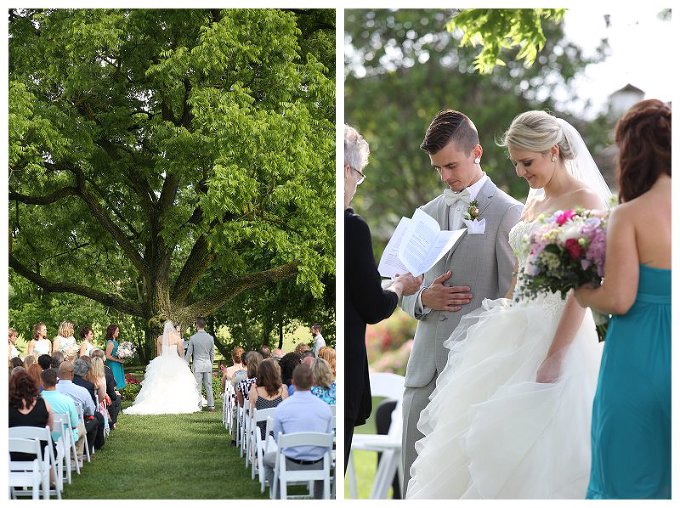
[124,320,201,415]
[406,112,611,499]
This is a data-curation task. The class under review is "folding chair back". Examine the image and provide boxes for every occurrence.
[272,431,334,500]
[9,426,62,499]
[8,437,43,499]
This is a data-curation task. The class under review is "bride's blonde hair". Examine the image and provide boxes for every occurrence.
[500,111,575,161]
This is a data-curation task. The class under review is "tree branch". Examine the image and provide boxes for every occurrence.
[170,234,216,304]
[72,167,150,277]
[10,253,144,317]
[177,262,299,321]
[9,186,79,205]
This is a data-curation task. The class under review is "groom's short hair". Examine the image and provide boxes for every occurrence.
[195,317,206,329]
[421,110,479,156]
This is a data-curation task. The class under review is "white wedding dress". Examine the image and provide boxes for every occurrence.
[124,328,201,415]
[406,220,604,499]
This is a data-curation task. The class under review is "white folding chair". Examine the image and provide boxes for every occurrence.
[9,426,62,499]
[8,437,43,499]
[53,412,80,482]
[258,416,275,493]
[76,404,91,463]
[250,407,277,481]
[348,372,405,499]
[271,431,334,500]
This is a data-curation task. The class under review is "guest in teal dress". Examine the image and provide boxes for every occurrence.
[310,357,336,405]
[575,99,671,499]
[104,324,126,390]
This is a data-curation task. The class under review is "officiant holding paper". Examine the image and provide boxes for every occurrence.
[400,110,522,493]
[344,124,422,471]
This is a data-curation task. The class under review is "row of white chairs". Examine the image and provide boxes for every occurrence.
[221,383,337,499]
[9,404,96,500]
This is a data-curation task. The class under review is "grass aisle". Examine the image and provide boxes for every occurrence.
[63,402,267,499]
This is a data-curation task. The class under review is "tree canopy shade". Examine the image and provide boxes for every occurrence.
[9,9,336,346]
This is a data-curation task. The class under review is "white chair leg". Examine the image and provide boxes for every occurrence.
[347,450,358,498]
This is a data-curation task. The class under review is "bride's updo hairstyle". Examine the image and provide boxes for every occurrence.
[500,111,575,161]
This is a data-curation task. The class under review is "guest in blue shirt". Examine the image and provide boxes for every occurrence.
[40,368,85,462]
[265,363,333,498]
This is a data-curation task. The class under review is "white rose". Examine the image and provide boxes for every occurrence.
[558,224,581,243]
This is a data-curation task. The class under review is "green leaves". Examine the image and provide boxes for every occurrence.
[9,9,335,344]
[447,9,566,74]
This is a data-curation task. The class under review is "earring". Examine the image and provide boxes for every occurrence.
[474,157,481,164]
[551,155,557,163]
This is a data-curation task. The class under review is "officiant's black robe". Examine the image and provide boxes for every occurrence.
[345,208,399,470]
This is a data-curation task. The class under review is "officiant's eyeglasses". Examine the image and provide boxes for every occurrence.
[350,166,366,184]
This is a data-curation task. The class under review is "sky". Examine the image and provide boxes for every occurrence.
[560,6,674,119]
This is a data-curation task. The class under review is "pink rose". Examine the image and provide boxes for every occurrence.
[556,209,576,226]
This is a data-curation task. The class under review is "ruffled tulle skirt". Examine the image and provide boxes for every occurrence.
[124,353,201,415]
[406,296,603,499]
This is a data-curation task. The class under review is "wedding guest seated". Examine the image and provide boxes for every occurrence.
[23,354,37,370]
[271,349,284,361]
[38,354,52,371]
[279,352,301,396]
[10,356,24,371]
[56,361,99,456]
[50,351,65,370]
[294,342,312,356]
[231,350,249,389]
[318,347,336,379]
[263,364,334,499]
[87,356,112,431]
[224,346,245,388]
[11,366,25,377]
[90,349,121,429]
[40,368,86,467]
[73,359,107,450]
[301,353,315,368]
[9,369,56,464]
[249,358,288,439]
[311,358,336,405]
[27,362,44,392]
[236,351,262,408]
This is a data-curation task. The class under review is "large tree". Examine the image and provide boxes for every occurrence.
[9,9,335,352]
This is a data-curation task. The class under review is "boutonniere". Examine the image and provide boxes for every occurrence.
[465,200,480,221]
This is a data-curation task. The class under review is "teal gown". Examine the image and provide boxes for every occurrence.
[105,339,127,390]
[587,265,671,499]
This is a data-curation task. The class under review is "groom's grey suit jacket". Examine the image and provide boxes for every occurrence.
[401,178,522,388]
[185,330,215,373]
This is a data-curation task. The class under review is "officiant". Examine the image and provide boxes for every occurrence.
[343,124,422,472]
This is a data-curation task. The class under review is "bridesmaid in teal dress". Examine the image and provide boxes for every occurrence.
[104,324,126,390]
[575,99,671,499]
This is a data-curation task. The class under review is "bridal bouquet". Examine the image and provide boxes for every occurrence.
[516,208,609,341]
[116,341,137,359]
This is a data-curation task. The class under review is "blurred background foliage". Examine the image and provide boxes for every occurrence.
[345,9,619,375]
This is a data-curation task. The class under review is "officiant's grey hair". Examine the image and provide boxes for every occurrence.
[344,124,370,171]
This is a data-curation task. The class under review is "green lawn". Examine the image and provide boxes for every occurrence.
[62,399,267,499]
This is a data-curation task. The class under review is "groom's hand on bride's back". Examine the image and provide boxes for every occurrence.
[422,270,473,312]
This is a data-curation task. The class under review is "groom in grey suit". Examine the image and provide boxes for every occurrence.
[185,317,215,411]
[401,110,522,492]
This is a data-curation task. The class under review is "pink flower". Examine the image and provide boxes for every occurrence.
[555,209,576,226]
